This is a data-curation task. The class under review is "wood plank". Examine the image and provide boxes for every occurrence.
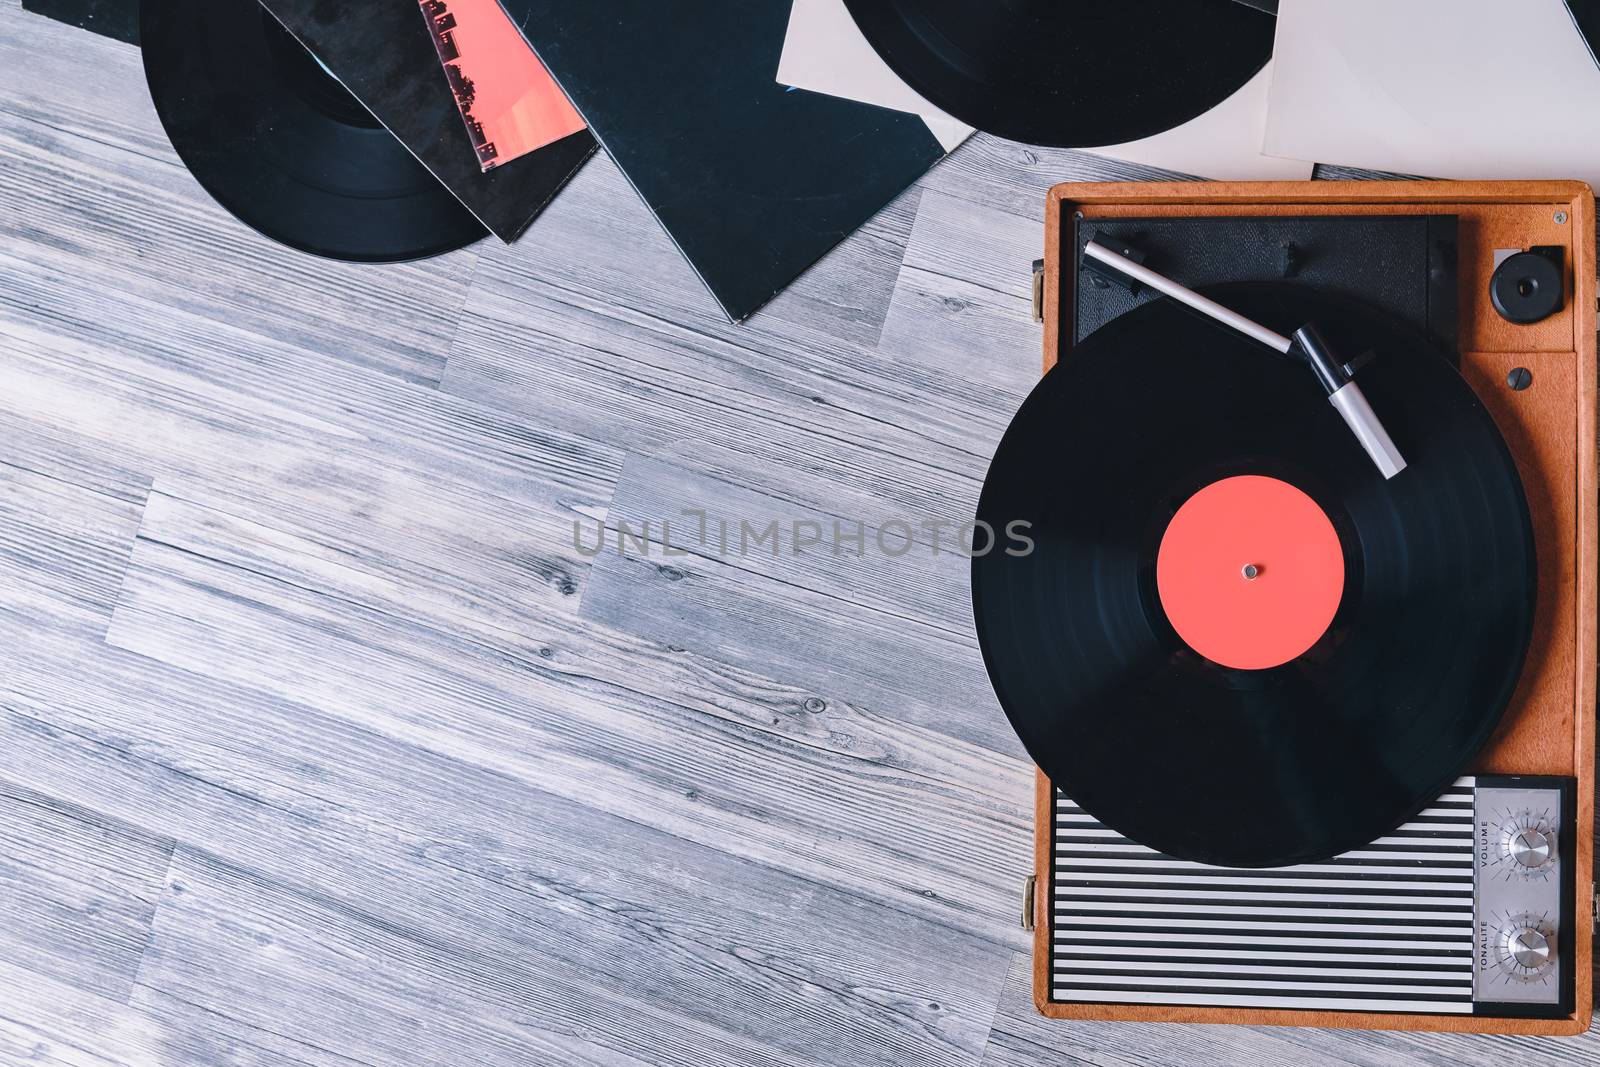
[0,904,375,1065]
[0,297,624,622]
[442,154,999,527]
[920,136,1194,223]
[0,612,1014,1067]
[100,487,1032,943]
[136,850,667,1067]
[130,990,382,1067]
[0,448,146,637]
[595,452,976,642]
[581,453,1020,756]
[0,958,172,1067]
[0,257,621,506]
[874,188,1047,409]
[0,780,172,1002]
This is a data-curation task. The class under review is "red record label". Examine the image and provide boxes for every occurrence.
[1156,475,1344,670]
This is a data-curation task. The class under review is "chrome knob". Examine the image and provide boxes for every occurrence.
[1504,825,1557,872]
[1504,926,1552,970]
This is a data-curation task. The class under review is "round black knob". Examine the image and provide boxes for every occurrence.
[1490,251,1564,325]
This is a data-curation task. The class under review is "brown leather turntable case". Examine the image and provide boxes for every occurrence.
[1031,181,1597,1035]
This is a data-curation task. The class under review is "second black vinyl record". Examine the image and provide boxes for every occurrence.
[972,283,1535,867]
[141,0,486,262]
[842,0,1275,148]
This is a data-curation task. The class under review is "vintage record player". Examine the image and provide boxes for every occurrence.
[985,181,1596,1035]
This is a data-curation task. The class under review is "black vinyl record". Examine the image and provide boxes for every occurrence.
[141,0,486,262]
[841,0,1275,148]
[972,283,1536,867]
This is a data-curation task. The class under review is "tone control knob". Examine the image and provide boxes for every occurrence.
[1498,918,1558,982]
[1506,926,1551,968]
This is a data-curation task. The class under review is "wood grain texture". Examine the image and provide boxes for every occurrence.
[105,486,1030,946]
[3,0,1598,1062]
[441,154,1005,528]
[0,612,1014,1067]
[874,188,1044,413]
[0,781,172,1003]
[0,442,146,637]
[0,958,184,1067]
[581,452,1020,755]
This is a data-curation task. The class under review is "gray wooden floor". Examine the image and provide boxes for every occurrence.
[1,4,1595,1064]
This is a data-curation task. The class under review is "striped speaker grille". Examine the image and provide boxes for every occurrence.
[1051,779,1477,1014]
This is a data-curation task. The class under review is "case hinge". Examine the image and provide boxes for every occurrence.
[1030,259,1045,324]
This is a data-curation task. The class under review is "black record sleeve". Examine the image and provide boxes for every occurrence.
[256,0,596,243]
[495,0,947,322]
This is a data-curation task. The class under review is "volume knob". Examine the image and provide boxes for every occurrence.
[1502,823,1558,873]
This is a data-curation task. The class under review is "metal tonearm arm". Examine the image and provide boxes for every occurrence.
[1082,236,1407,480]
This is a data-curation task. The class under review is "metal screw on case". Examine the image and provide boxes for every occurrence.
[1507,367,1533,391]
[1554,211,1569,224]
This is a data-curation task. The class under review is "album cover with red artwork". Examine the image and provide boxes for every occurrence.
[420,0,586,171]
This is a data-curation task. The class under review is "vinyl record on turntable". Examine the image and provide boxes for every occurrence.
[972,283,1536,868]
[141,0,486,261]
[840,0,1275,148]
